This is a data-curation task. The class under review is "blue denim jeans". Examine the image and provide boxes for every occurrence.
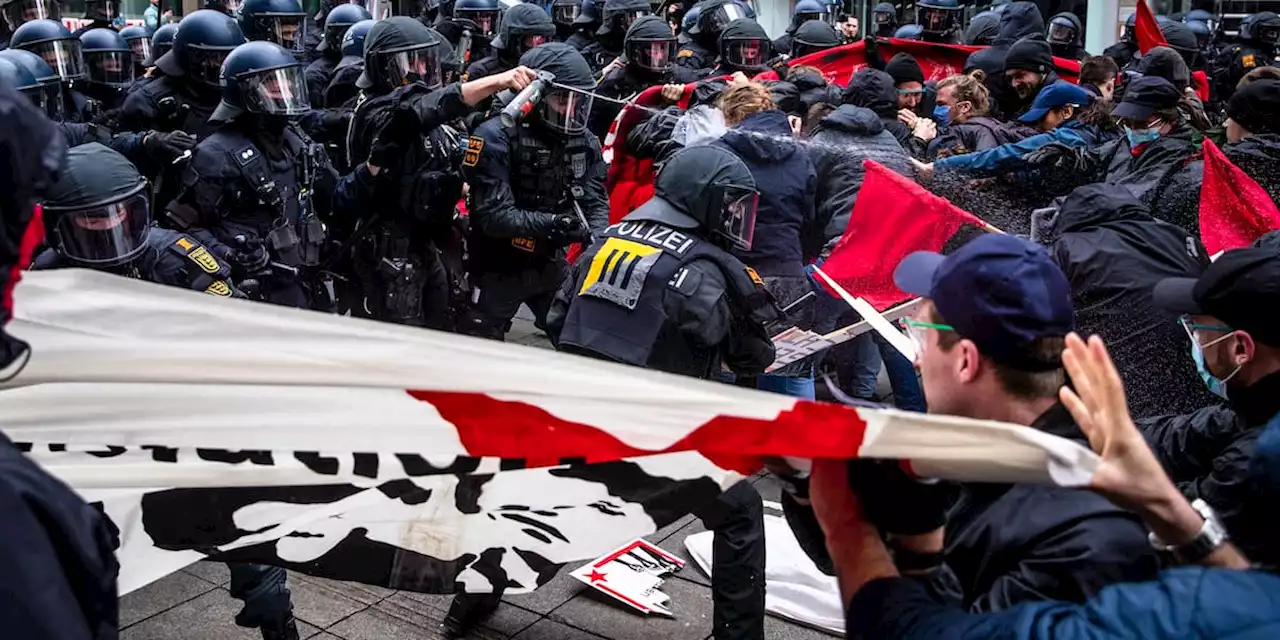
[228,563,292,630]
[842,332,926,412]
[756,373,816,400]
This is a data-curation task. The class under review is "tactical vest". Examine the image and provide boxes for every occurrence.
[558,220,778,368]
[219,127,325,268]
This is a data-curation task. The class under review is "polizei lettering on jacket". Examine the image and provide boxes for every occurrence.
[612,221,697,255]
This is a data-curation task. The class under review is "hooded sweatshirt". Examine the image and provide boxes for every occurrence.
[843,68,927,158]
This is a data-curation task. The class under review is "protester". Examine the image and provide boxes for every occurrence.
[1078,55,1118,100]
[1002,37,1059,118]
[1137,45,1211,131]
[928,69,1024,159]
[964,1,1044,117]
[843,68,931,159]
[1223,78,1280,207]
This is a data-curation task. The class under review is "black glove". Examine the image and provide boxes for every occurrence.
[1021,142,1074,169]
[847,459,953,536]
[143,130,196,161]
[226,234,270,275]
[548,214,590,245]
[368,130,404,173]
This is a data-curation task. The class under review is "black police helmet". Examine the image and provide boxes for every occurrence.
[0,57,49,113]
[11,19,83,82]
[455,0,501,37]
[492,3,555,55]
[340,18,375,58]
[623,15,674,73]
[320,3,371,52]
[358,16,443,92]
[916,0,959,36]
[158,9,247,87]
[552,0,582,28]
[1244,12,1280,48]
[518,42,595,135]
[119,25,153,67]
[597,0,650,37]
[211,40,310,122]
[0,0,60,32]
[791,18,839,59]
[717,18,769,72]
[791,0,827,26]
[0,48,59,119]
[630,145,759,251]
[147,22,178,66]
[83,0,120,22]
[42,143,152,268]
[690,0,746,38]
[1046,12,1080,45]
[573,0,599,26]
[79,28,134,89]
[239,0,308,54]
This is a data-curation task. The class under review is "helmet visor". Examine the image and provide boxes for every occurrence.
[791,40,828,58]
[616,9,648,32]
[239,65,311,115]
[918,7,952,32]
[128,37,152,65]
[707,3,745,32]
[2,0,59,30]
[26,40,84,81]
[19,86,48,113]
[539,86,592,134]
[515,33,550,54]
[188,45,234,87]
[873,11,891,24]
[795,11,821,23]
[1047,22,1075,44]
[48,187,151,266]
[723,37,767,68]
[252,15,309,51]
[719,185,758,250]
[628,38,675,71]
[85,51,135,87]
[379,44,442,88]
[1259,25,1280,46]
[552,3,579,25]
[93,0,120,20]
[459,9,499,36]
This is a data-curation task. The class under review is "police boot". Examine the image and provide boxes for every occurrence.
[442,592,502,637]
[260,615,300,640]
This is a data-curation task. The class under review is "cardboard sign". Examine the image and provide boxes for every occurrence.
[569,539,684,616]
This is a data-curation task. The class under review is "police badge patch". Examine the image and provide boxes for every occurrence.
[571,152,587,179]
[463,136,484,167]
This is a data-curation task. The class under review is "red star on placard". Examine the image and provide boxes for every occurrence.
[587,569,607,583]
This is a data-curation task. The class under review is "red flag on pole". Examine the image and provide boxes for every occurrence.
[1132,1,1211,100]
[818,160,990,311]
[1199,138,1280,254]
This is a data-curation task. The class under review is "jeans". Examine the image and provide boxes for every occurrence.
[228,563,292,630]
[841,332,927,412]
[756,373,816,400]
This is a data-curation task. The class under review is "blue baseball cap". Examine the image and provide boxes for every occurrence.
[893,234,1075,371]
[1018,81,1092,123]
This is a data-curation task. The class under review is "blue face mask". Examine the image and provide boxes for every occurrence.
[932,105,951,126]
[1189,330,1242,399]
[1124,124,1162,147]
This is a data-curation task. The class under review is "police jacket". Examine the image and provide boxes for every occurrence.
[926,403,1162,611]
[0,432,120,640]
[57,121,156,177]
[31,227,238,297]
[118,74,220,139]
[928,115,1026,159]
[463,52,513,80]
[462,115,610,273]
[579,40,620,72]
[565,29,594,51]
[675,39,715,73]
[1103,40,1138,70]
[304,54,340,108]
[1223,44,1275,100]
[547,215,777,379]
[325,59,364,109]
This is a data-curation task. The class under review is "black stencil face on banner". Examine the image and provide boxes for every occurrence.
[295,451,342,475]
[395,454,481,477]
[88,446,127,458]
[197,449,275,465]
[140,484,364,549]
[377,479,433,504]
[551,461,722,529]
[142,445,179,463]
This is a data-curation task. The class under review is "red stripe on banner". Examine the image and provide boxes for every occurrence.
[4,205,45,318]
[596,583,651,613]
[407,390,869,474]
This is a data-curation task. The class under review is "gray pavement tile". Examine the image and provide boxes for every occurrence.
[298,620,323,638]
[649,513,697,544]
[549,573,712,640]
[765,615,842,639]
[326,608,437,640]
[752,473,784,505]
[501,571,587,615]
[285,572,369,629]
[375,592,539,638]
[310,634,342,640]
[288,571,395,606]
[120,588,261,640]
[511,619,608,640]
[120,570,217,628]
[183,560,231,586]
[657,518,711,587]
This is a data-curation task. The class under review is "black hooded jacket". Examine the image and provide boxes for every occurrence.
[843,69,928,159]
[928,115,1027,159]
[1040,184,1217,419]
[964,2,1044,119]
[1225,134,1280,210]
[963,11,1000,46]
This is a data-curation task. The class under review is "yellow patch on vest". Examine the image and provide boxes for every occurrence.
[744,266,764,287]
[204,280,232,297]
[511,237,538,252]
[1243,53,1257,68]
[677,49,693,58]
[579,237,662,295]
[187,246,221,274]
[463,136,484,167]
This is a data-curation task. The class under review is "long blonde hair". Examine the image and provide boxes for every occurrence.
[936,69,990,119]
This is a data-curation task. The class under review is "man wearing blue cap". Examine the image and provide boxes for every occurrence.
[799,234,1162,611]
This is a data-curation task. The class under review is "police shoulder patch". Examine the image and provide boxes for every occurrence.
[744,266,765,287]
[1243,53,1257,68]
[174,235,221,274]
[678,49,693,58]
[463,136,485,167]
[204,280,232,297]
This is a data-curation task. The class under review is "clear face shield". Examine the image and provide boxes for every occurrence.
[627,38,675,72]
[127,37,152,66]
[187,45,234,87]
[239,65,311,115]
[707,3,744,33]
[459,9,499,36]
[252,14,308,52]
[1259,25,1280,46]
[24,39,85,82]
[552,2,579,26]
[917,7,952,32]
[795,11,821,24]
[1047,21,1076,44]
[92,0,120,20]
[539,86,592,134]
[717,184,758,250]
[722,37,767,69]
[19,84,48,113]
[873,10,891,25]
[85,50,135,87]
[378,43,443,88]
[616,9,649,32]
[46,183,152,267]
[1,0,59,30]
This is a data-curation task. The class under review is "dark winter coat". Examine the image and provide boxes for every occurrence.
[805,104,912,258]
[928,115,1026,159]
[1042,184,1216,419]
[964,2,1044,78]
[844,68,928,159]
[787,68,840,117]
[1224,134,1280,210]
[713,109,816,278]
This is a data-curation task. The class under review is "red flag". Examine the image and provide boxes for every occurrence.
[1199,138,1280,254]
[1134,1,1167,54]
[819,160,989,311]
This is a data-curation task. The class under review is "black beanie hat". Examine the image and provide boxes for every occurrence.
[1004,36,1053,74]
[885,52,925,85]
[1227,79,1280,135]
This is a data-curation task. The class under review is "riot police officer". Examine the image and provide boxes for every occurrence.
[460,42,609,343]
[591,15,697,137]
[118,9,247,139]
[870,1,896,37]
[336,16,532,329]
[1104,13,1138,69]
[165,40,339,312]
[238,0,310,59]
[78,28,134,116]
[790,17,840,59]
[71,0,119,38]
[551,0,581,42]
[465,3,554,80]
[450,0,501,70]
[147,21,177,64]
[713,18,770,76]
[547,145,775,640]
[915,0,959,44]
[1222,11,1280,100]
[582,0,650,71]
[119,24,151,78]
[772,0,826,58]
[0,0,59,36]
[323,17,374,109]
[1046,11,1085,60]
[305,2,370,106]
[565,0,599,50]
[676,0,745,72]
[0,47,61,119]
[10,20,96,122]
[32,142,238,298]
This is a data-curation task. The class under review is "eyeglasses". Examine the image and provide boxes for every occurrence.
[1179,317,1234,345]
[902,318,954,352]
[897,88,925,95]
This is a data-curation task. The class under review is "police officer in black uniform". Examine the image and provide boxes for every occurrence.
[1103,13,1138,69]
[119,24,152,79]
[772,0,826,58]
[118,9,247,139]
[323,17,373,109]
[547,144,775,640]
[70,0,119,37]
[305,2,370,107]
[789,17,840,58]
[336,16,533,329]
[32,142,238,298]
[78,28,134,119]
[450,0,501,74]
[564,0,598,50]
[676,0,745,72]
[915,0,960,44]
[551,0,581,42]
[460,42,609,341]
[0,0,59,40]
[591,15,697,138]
[712,18,770,76]
[1222,11,1280,101]
[870,1,896,37]
[582,0,650,71]
[1046,11,1086,60]
[465,3,554,80]
[10,19,97,122]
[165,40,339,312]
[239,0,310,58]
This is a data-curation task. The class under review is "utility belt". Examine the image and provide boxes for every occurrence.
[353,222,428,322]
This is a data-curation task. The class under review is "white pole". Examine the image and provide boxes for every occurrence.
[1085,0,1123,56]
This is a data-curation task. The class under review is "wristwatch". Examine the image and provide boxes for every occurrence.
[1147,499,1229,563]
